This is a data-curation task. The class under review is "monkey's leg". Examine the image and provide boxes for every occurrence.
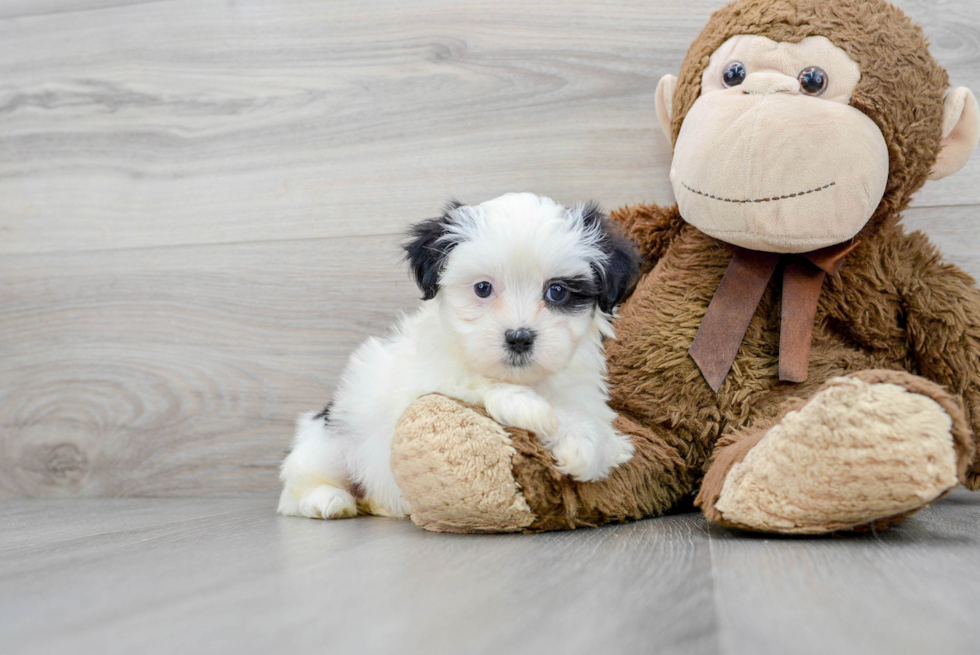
[390,394,692,533]
[697,370,975,534]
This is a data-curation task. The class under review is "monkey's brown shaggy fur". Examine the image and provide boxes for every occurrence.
[389,0,980,534]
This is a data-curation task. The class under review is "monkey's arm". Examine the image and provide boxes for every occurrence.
[901,235,980,490]
[608,203,685,272]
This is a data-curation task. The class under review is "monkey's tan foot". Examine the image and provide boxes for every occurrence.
[391,394,692,533]
[390,394,535,533]
[698,371,973,535]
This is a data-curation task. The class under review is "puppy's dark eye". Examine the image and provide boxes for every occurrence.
[798,66,828,96]
[474,281,493,298]
[723,62,746,88]
[545,284,569,304]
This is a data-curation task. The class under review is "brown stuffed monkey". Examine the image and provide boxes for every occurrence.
[388,0,980,534]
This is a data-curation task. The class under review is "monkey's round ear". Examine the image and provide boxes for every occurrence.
[929,87,979,181]
[655,74,678,145]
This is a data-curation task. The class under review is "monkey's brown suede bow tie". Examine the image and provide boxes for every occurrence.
[689,240,860,392]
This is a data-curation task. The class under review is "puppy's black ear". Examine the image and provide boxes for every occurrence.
[402,200,463,301]
[583,201,642,313]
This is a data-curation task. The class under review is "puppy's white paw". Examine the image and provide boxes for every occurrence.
[550,425,635,482]
[609,431,636,467]
[485,387,559,436]
[280,484,357,520]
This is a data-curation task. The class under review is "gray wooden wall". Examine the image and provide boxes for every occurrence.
[2,0,978,498]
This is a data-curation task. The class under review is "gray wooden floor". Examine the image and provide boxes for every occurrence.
[2,490,978,655]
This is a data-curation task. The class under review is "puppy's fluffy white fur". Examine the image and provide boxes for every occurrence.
[279,193,640,519]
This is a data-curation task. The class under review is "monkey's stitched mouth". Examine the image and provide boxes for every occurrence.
[681,181,836,204]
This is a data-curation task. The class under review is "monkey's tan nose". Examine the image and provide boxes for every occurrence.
[740,72,798,95]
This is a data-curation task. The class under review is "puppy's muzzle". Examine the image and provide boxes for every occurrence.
[504,328,535,355]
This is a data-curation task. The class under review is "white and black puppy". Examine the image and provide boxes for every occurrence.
[279,192,641,520]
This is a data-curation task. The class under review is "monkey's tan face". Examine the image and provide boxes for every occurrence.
[670,36,890,253]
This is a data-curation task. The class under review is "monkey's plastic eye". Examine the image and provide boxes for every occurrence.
[545,284,569,304]
[798,66,828,96]
[474,281,493,298]
[723,62,746,87]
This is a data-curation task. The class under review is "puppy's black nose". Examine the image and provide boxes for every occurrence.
[505,328,535,354]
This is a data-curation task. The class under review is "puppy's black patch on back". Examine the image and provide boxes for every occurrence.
[284,401,334,456]
[582,200,642,312]
[403,200,464,301]
[313,401,334,424]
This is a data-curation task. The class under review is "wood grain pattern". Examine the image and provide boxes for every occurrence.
[0,498,717,655]
[0,0,977,255]
[1,0,979,498]
[0,235,419,497]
